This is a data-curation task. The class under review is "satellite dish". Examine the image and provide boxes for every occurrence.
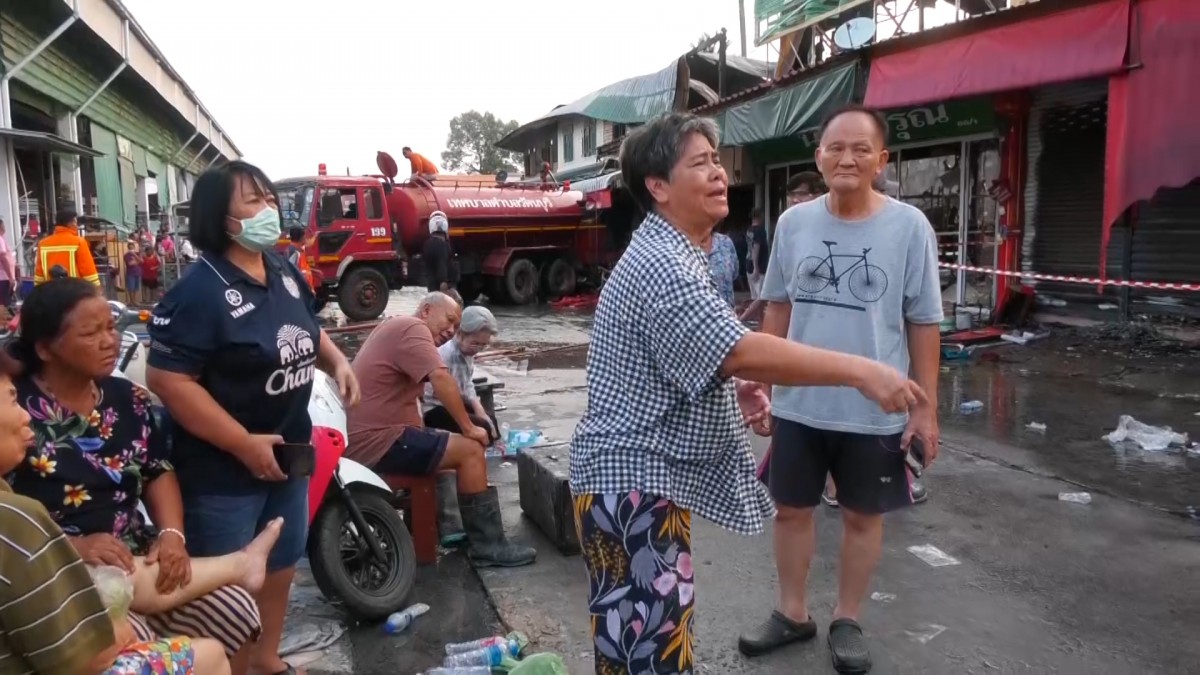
[833,17,876,51]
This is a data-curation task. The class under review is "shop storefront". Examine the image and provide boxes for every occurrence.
[754,97,1003,312]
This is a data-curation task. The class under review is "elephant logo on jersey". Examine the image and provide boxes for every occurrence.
[266,324,316,396]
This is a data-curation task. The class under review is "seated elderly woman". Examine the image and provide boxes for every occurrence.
[422,305,500,546]
[568,112,925,673]
[5,279,276,675]
[0,326,235,674]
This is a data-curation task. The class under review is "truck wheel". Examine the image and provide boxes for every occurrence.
[542,258,578,299]
[504,258,539,305]
[338,267,389,322]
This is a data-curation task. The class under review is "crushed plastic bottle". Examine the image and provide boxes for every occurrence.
[443,639,520,667]
[959,400,983,414]
[1026,422,1047,433]
[445,635,508,655]
[425,668,491,675]
[384,603,430,635]
[1058,492,1092,505]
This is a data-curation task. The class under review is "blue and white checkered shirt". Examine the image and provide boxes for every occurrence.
[569,212,776,535]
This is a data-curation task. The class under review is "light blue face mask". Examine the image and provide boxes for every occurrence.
[229,207,281,252]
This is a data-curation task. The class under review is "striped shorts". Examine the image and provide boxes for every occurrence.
[128,585,261,657]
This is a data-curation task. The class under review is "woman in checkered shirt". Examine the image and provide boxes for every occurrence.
[568,112,927,674]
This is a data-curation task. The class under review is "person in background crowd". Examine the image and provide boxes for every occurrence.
[178,235,198,263]
[422,213,452,292]
[34,208,100,286]
[123,242,143,305]
[705,223,740,307]
[569,112,925,674]
[141,245,163,302]
[737,106,942,673]
[403,146,440,179]
[348,292,537,567]
[0,347,236,675]
[146,161,360,675]
[284,227,315,291]
[746,208,768,300]
[422,304,501,547]
[0,218,16,306]
[158,227,176,261]
[739,172,825,324]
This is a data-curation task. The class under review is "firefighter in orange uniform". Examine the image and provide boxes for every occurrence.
[33,209,100,286]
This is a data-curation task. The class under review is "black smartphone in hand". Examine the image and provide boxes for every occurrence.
[905,439,925,478]
[273,443,315,478]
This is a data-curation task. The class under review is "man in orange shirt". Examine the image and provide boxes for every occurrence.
[34,209,100,286]
[402,147,439,179]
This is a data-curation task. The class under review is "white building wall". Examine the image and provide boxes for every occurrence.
[556,115,603,172]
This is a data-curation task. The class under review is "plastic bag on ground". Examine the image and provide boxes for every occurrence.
[87,565,134,620]
[502,652,569,674]
[1103,415,1189,451]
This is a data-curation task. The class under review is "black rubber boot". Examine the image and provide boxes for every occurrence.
[458,487,536,568]
[436,473,467,546]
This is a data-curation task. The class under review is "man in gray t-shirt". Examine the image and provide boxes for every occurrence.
[738,106,944,673]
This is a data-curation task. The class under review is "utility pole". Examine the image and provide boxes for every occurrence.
[738,0,747,57]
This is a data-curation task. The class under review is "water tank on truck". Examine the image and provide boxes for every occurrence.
[375,151,593,306]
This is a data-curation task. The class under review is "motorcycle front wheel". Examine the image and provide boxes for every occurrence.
[307,489,416,620]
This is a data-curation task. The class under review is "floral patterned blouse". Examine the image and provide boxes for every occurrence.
[7,376,171,555]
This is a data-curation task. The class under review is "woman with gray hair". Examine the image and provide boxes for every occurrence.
[423,305,501,440]
[568,112,925,672]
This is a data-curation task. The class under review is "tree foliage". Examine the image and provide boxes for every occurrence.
[442,111,523,175]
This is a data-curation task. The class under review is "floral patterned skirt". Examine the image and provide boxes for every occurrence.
[105,637,196,675]
[574,491,694,675]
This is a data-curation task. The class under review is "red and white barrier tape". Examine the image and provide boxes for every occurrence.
[937,262,1200,292]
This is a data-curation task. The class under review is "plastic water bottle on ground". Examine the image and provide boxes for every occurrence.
[1058,492,1092,504]
[425,668,491,675]
[445,635,507,655]
[383,603,430,634]
[443,639,519,667]
[960,400,983,414]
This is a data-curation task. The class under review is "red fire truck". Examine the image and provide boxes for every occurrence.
[275,152,618,321]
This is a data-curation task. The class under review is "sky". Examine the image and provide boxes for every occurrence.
[121,0,771,180]
[122,0,959,181]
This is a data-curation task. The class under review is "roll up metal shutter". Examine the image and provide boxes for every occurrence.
[1024,80,1118,299]
[1129,180,1200,312]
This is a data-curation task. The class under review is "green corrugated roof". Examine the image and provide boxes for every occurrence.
[497,61,680,151]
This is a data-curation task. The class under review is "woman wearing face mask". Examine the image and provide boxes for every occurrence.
[145,161,360,675]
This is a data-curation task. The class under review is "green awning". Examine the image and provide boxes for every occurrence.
[713,62,858,147]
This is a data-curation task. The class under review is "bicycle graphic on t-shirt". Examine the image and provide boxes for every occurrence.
[795,240,888,303]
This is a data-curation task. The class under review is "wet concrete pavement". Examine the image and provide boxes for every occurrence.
[306,289,1199,673]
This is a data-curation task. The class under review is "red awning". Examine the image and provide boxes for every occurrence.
[1101,0,1200,277]
[864,1,1131,109]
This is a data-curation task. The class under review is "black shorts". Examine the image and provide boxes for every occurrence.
[375,427,450,476]
[768,417,915,514]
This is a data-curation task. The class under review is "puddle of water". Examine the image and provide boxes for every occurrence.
[940,360,1200,512]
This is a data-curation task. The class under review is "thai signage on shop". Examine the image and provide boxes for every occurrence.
[789,98,996,158]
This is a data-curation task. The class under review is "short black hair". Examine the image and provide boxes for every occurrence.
[189,160,278,255]
[402,146,412,153]
[819,104,889,146]
[786,171,825,194]
[289,226,305,242]
[54,208,77,227]
[619,112,720,213]
[8,278,103,375]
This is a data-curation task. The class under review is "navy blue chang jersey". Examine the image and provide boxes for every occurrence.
[147,251,321,494]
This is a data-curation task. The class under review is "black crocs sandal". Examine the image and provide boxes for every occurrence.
[737,610,817,657]
[828,618,872,673]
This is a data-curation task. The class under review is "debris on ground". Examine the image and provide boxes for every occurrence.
[279,621,347,659]
[385,603,431,635]
[905,624,948,644]
[1103,415,1189,451]
[907,544,961,567]
[960,400,984,414]
[1026,422,1047,433]
[1059,492,1093,505]
[870,592,897,603]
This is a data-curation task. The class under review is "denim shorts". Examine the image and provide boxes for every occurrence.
[182,478,309,571]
